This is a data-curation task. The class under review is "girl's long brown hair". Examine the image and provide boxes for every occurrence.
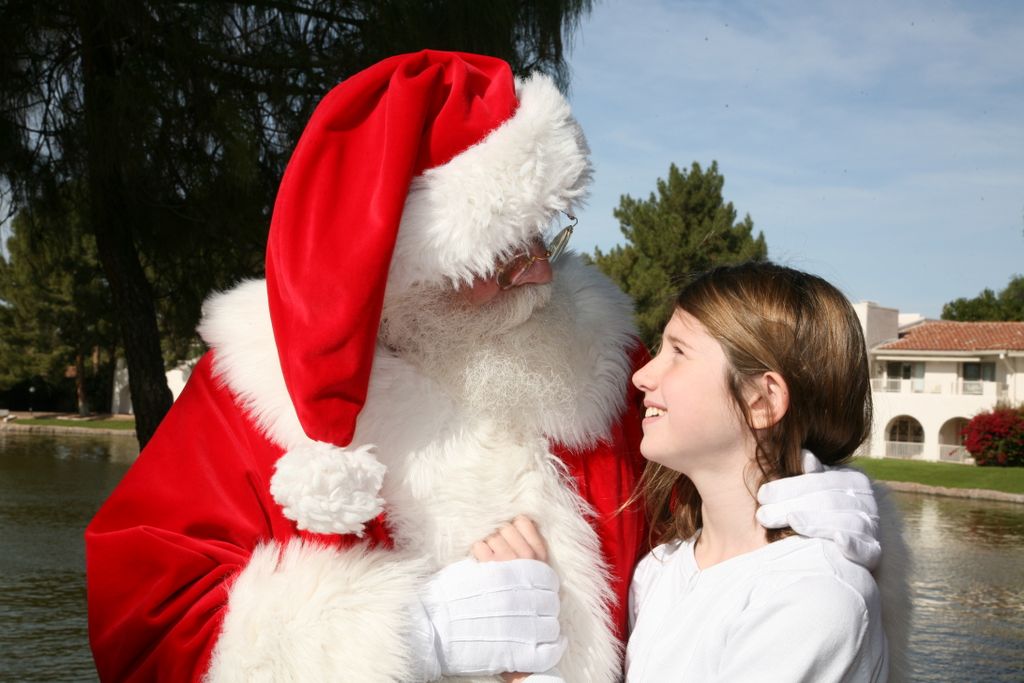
[639,261,872,546]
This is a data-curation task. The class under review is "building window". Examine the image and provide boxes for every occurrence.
[962,362,995,381]
[886,361,924,392]
[962,362,995,395]
[889,417,924,443]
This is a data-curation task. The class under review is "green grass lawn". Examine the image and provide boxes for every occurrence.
[853,457,1024,495]
[19,417,137,431]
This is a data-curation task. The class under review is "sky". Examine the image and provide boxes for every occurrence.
[564,0,1024,318]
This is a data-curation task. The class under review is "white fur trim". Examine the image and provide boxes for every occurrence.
[205,540,424,682]
[270,441,386,536]
[365,414,623,682]
[198,279,307,450]
[544,255,637,447]
[390,72,592,293]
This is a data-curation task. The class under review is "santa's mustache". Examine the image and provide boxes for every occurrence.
[378,281,577,422]
[379,281,553,354]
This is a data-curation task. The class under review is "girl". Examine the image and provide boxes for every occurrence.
[477,261,888,681]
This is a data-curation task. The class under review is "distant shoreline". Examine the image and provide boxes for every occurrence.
[2,422,1022,504]
[0,422,135,437]
[881,480,1024,504]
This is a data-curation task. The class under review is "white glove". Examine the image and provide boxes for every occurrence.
[407,558,566,680]
[756,449,881,569]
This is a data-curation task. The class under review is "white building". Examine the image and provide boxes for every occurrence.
[854,302,1024,462]
[111,358,197,415]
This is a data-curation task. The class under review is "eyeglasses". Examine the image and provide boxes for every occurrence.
[495,213,578,290]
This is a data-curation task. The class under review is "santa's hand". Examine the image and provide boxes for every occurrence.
[756,449,881,569]
[407,558,565,680]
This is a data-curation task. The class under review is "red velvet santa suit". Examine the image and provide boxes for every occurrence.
[86,52,649,682]
[87,273,647,682]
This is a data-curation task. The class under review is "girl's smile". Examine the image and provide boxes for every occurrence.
[643,403,667,422]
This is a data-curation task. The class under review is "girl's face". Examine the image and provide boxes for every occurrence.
[632,309,751,476]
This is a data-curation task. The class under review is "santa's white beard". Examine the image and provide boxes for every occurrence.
[379,283,582,431]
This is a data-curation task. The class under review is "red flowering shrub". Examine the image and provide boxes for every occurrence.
[962,407,1024,467]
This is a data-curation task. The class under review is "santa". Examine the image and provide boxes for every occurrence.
[86,51,887,682]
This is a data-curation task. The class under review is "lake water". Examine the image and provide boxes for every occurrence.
[0,431,135,682]
[899,491,1024,681]
[1,431,1022,681]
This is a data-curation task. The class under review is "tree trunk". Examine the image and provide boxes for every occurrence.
[75,353,89,416]
[78,0,172,447]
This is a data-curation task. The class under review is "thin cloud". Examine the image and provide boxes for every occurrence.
[569,0,1024,317]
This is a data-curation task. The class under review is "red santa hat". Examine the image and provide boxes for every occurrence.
[264,50,591,535]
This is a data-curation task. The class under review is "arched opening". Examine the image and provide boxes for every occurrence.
[938,417,971,463]
[885,415,924,459]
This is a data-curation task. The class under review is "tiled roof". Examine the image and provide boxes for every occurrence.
[877,321,1024,351]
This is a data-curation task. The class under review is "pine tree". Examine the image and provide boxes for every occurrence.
[0,200,117,414]
[592,161,767,349]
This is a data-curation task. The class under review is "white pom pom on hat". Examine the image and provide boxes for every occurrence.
[270,442,386,536]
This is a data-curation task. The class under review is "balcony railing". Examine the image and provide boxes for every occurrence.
[871,378,926,393]
[885,440,924,459]
[871,378,1008,397]
[962,380,983,395]
[938,444,973,464]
